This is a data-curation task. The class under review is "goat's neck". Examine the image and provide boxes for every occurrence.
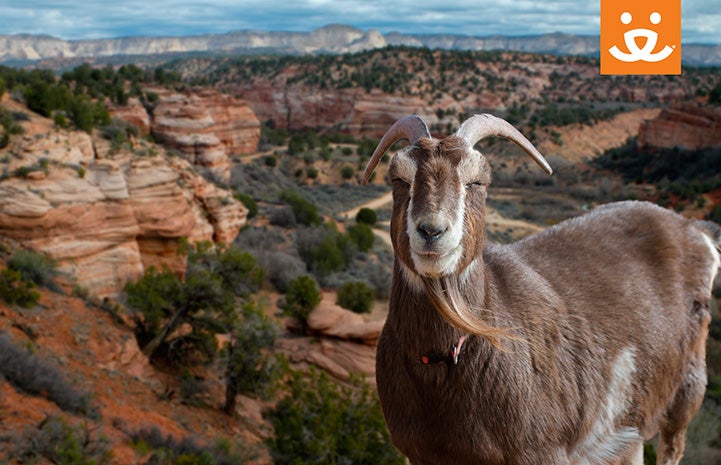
[392,254,494,345]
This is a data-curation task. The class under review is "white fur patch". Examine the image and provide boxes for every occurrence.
[391,148,417,183]
[406,183,466,277]
[399,260,424,294]
[701,232,721,290]
[569,347,641,465]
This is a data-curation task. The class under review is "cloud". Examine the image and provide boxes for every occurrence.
[0,0,717,43]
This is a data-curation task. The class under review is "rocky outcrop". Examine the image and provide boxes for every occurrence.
[235,85,439,138]
[108,97,151,135]
[638,105,721,151]
[0,104,247,297]
[149,88,260,183]
[277,293,382,381]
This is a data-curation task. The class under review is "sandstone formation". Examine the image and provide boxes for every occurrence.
[277,293,382,381]
[148,88,260,183]
[234,85,439,138]
[107,97,151,135]
[0,100,247,297]
[638,105,721,151]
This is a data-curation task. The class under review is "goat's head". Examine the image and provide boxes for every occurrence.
[362,114,551,279]
[361,115,551,340]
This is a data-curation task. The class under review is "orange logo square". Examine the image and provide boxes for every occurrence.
[600,0,681,75]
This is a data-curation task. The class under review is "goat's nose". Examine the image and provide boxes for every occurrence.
[417,222,446,242]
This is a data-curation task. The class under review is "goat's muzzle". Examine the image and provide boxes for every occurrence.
[417,221,448,244]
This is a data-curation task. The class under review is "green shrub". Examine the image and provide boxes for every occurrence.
[264,155,278,167]
[306,167,319,179]
[356,207,378,226]
[233,192,258,219]
[10,415,112,465]
[296,226,347,278]
[8,249,58,289]
[267,368,404,465]
[336,281,375,314]
[128,426,248,465]
[0,331,99,417]
[347,223,375,252]
[224,302,281,411]
[280,190,321,226]
[281,275,321,328]
[341,165,355,180]
[0,268,41,308]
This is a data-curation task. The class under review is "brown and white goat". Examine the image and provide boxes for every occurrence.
[361,114,721,465]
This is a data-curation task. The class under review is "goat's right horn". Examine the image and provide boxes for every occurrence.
[455,114,553,175]
[361,115,431,185]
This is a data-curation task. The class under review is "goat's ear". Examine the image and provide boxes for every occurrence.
[456,114,552,175]
[361,115,431,185]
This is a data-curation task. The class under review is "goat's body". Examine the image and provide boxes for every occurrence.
[377,201,718,465]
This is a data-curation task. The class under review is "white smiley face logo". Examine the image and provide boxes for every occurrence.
[609,11,676,63]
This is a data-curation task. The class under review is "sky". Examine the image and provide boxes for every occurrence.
[1,0,719,44]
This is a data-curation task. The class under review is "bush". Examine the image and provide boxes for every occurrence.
[264,155,278,167]
[8,249,59,290]
[233,192,258,219]
[296,226,348,279]
[356,208,378,226]
[0,268,41,308]
[9,415,112,465]
[253,250,306,293]
[281,275,321,327]
[0,331,99,418]
[267,368,404,465]
[341,165,355,180]
[224,302,281,412]
[280,190,321,226]
[269,206,297,228]
[128,427,248,465]
[336,281,375,314]
[347,223,375,253]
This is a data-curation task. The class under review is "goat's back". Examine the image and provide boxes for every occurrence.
[493,200,716,441]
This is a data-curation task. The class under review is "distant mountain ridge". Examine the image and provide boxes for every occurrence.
[1,24,720,67]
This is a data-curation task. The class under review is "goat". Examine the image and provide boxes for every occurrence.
[361,114,721,465]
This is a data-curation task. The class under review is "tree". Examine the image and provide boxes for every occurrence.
[224,302,281,414]
[267,368,404,465]
[336,281,375,314]
[125,242,263,364]
[281,275,321,332]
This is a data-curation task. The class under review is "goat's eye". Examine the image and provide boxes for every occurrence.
[391,177,409,186]
[465,181,483,189]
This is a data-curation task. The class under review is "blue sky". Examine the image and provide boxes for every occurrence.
[1,0,719,44]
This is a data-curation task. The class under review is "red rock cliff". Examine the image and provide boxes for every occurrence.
[638,105,721,150]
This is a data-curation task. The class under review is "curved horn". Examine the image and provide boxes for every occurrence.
[360,115,431,185]
[455,114,553,175]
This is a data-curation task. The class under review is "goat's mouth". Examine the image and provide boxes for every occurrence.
[411,244,463,276]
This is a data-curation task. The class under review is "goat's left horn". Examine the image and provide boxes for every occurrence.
[360,115,431,186]
[455,114,553,175]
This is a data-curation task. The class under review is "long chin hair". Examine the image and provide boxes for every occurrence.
[421,274,512,349]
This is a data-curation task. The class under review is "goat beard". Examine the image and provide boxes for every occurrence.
[421,275,510,349]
